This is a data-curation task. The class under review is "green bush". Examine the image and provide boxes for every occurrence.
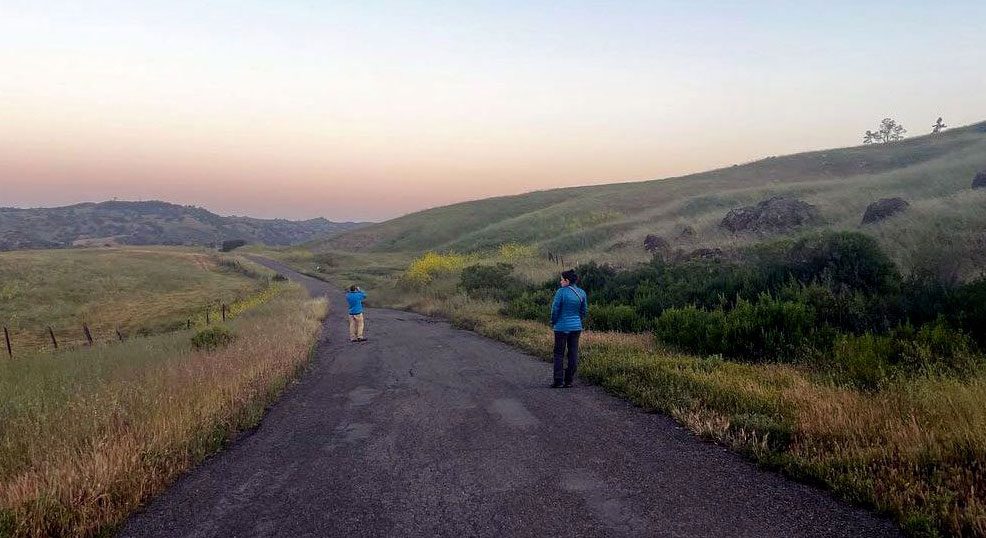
[831,333,896,390]
[220,239,247,252]
[893,318,979,375]
[588,304,648,332]
[191,325,235,351]
[504,288,554,321]
[655,306,726,356]
[721,296,818,361]
[508,230,983,379]
[459,263,524,301]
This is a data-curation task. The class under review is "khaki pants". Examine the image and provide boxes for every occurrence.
[349,313,365,341]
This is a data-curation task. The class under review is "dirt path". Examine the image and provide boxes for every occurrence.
[120,258,899,537]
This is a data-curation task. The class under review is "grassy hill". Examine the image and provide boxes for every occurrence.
[324,121,986,278]
[0,248,263,350]
[0,200,368,251]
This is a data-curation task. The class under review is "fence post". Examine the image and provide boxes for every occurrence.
[221,303,227,322]
[116,328,124,342]
[48,326,58,349]
[206,308,211,325]
[4,326,11,358]
[83,323,94,346]
[187,319,192,330]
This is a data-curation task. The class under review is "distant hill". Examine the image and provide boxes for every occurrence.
[323,121,986,277]
[0,200,369,251]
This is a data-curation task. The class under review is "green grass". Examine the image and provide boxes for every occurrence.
[0,248,265,351]
[322,121,986,278]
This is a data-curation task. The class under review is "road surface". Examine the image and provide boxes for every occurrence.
[120,258,899,537]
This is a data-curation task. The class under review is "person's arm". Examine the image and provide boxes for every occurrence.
[579,290,588,320]
[550,289,562,326]
[358,291,366,301]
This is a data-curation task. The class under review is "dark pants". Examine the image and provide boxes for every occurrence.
[553,331,581,385]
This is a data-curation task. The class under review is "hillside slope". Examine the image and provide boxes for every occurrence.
[323,121,986,275]
[0,200,368,251]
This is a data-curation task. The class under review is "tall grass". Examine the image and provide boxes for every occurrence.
[0,284,327,537]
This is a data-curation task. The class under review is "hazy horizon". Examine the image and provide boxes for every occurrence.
[3,1,984,222]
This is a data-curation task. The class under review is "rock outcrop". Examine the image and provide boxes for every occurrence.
[973,170,986,189]
[861,198,910,225]
[720,196,821,234]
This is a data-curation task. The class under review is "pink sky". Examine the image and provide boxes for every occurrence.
[2,2,984,222]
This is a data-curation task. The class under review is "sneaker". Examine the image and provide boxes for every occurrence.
[551,382,563,388]
[563,383,574,388]
[358,337,368,342]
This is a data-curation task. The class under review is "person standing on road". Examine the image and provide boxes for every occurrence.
[346,285,367,342]
[550,269,587,388]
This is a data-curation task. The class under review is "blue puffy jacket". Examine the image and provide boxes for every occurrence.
[550,285,587,332]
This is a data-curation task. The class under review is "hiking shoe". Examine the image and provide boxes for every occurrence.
[563,383,574,388]
[551,382,563,388]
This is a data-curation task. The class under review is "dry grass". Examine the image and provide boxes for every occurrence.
[0,284,327,537]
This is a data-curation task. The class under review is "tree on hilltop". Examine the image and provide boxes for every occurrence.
[931,117,947,135]
[863,118,907,144]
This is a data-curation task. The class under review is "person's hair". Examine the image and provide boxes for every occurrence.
[349,285,358,292]
[561,269,579,284]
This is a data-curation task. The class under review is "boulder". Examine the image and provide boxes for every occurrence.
[973,170,986,189]
[861,198,909,224]
[720,196,821,234]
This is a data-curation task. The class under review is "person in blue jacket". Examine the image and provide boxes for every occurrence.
[346,285,367,342]
[550,269,587,388]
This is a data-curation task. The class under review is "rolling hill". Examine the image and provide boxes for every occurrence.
[323,121,986,277]
[0,200,368,251]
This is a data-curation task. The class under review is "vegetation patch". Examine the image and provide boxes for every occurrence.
[191,325,235,351]
[301,236,985,536]
[0,285,327,537]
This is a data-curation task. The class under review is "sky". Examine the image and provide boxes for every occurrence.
[1,1,984,222]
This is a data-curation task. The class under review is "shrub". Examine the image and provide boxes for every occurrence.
[830,333,896,390]
[572,261,617,293]
[950,277,986,347]
[654,306,726,356]
[893,318,979,375]
[775,231,901,294]
[402,252,470,286]
[504,288,555,322]
[721,296,818,362]
[220,239,247,252]
[191,325,235,351]
[588,304,648,332]
[656,296,819,363]
[459,263,524,301]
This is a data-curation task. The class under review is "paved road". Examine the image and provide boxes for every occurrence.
[120,258,899,537]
